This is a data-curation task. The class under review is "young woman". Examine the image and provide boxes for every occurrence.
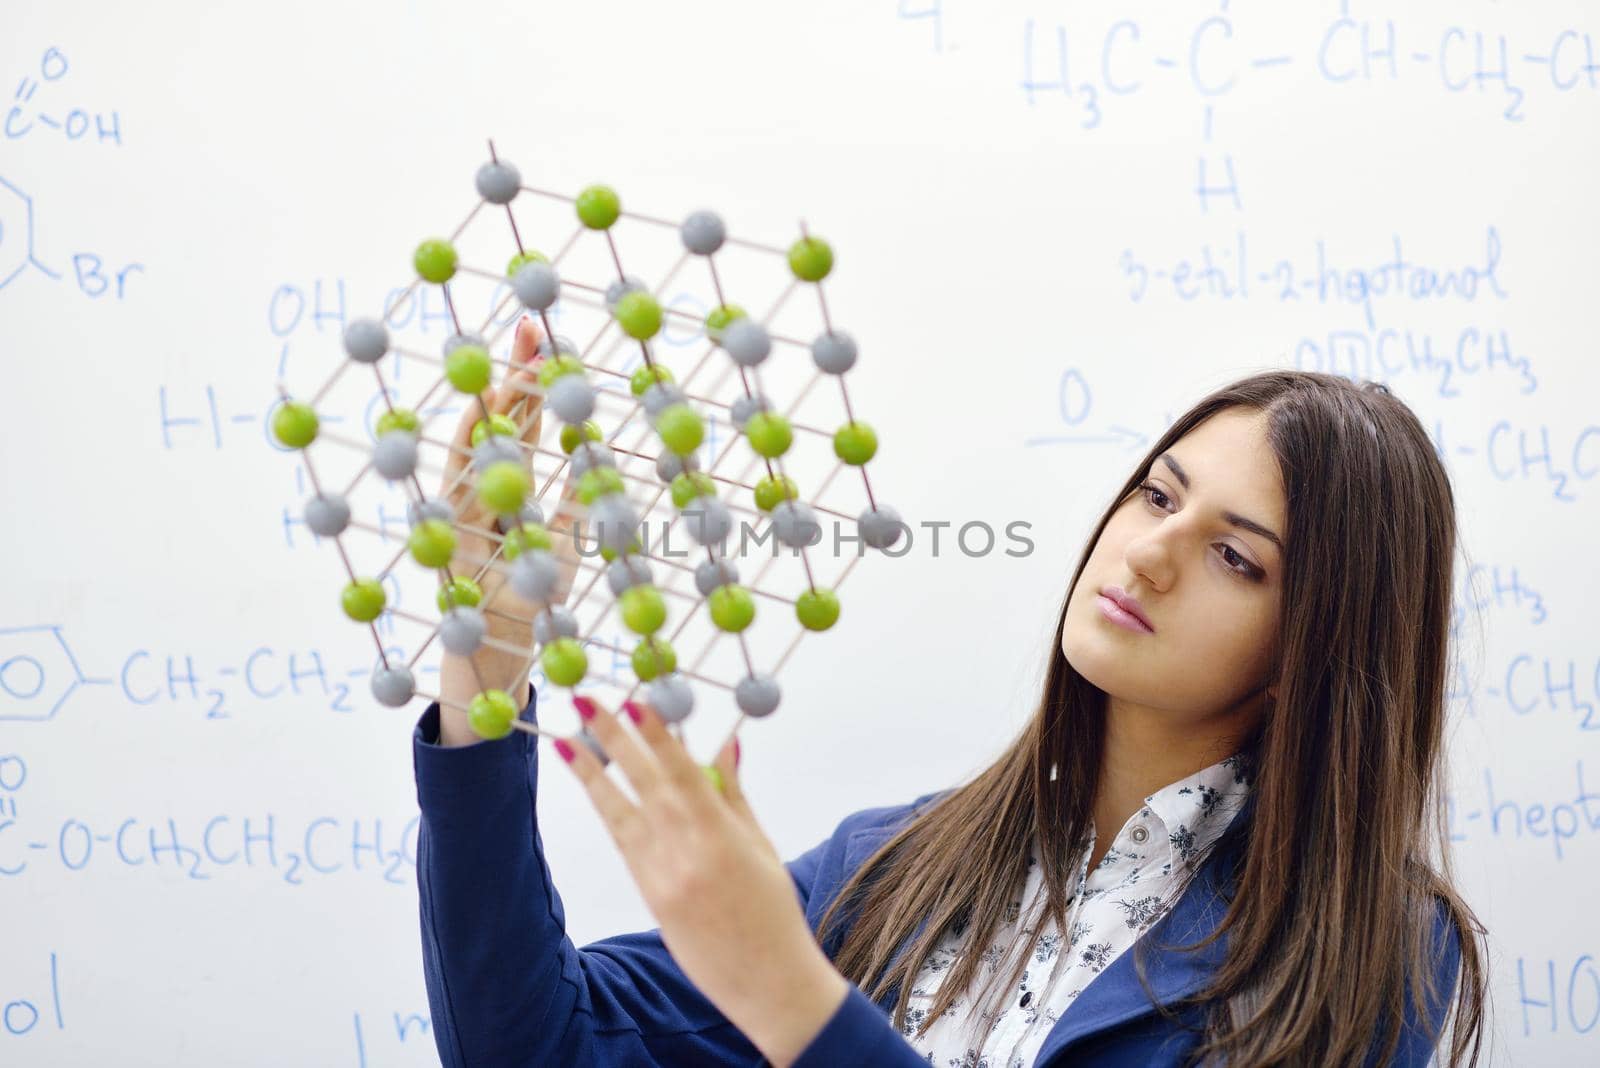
[411,317,1488,1066]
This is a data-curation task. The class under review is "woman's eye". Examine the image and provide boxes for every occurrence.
[1138,481,1170,509]
[1219,545,1252,576]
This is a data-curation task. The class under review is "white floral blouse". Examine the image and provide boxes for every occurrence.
[900,752,1253,1067]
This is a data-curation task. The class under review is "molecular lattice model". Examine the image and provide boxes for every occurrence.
[271,143,904,765]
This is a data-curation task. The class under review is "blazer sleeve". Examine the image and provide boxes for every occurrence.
[412,686,836,1067]
[1361,897,1464,1068]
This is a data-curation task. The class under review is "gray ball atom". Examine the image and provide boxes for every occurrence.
[655,449,699,483]
[729,392,770,429]
[646,674,694,725]
[605,275,647,311]
[439,607,487,655]
[770,500,822,548]
[473,436,522,471]
[497,503,544,533]
[304,494,351,537]
[373,430,420,481]
[512,261,561,311]
[533,605,579,644]
[811,330,858,374]
[509,549,561,602]
[735,674,781,719]
[575,727,610,767]
[475,159,521,204]
[547,374,596,423]
[370,665,416,708]
[859,504,905,550]
[443,332,486,357]
[680,210,726,255]
[642,382,687,419]
[694,558,739,597]
[683,497,733,547]
[569,440,617,479]
[343,319,389,364]
[721,318,771,367]
[408,498,454,526]
[606,555,654,596]
[589,495,640,552]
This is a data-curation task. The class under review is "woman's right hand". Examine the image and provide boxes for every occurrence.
[435,315,586,747]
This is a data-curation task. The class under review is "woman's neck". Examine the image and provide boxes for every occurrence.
[1089,691,1264,855]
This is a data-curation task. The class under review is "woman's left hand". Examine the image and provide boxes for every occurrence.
[555,694,850,1067]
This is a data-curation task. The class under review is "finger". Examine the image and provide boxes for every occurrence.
[710,735,782,861]
[553,734,647,852]
[572,694,670,806]
[439,385,481,507]
[546,463,584,534]
[620,698,726,812]
[497,316,546,429]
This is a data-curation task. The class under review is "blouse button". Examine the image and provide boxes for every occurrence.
[1130,825,1149,844]
[1020,991,1033,1008]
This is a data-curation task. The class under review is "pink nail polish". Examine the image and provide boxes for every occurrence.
[733,737,741,768]
[553,739,575,764]
[622,701,643,726]
[573,696,596,722]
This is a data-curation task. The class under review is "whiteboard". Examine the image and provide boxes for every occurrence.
[2,1,1595,1064]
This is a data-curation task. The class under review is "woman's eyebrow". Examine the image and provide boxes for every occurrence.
[1157,453,1284,552]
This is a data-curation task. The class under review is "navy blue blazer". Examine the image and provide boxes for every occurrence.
[412,689,1459,1066]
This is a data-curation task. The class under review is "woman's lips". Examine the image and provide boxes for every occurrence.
[1096,593,1155,634]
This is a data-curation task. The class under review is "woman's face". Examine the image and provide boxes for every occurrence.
[1060,407,1286,723]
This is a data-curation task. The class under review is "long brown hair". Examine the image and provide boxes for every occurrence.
[813,370,1489,1065]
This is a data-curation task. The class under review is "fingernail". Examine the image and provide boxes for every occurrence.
[553,738,575,763]
[733,737,741,768]
[573,696,596,722]
[623,701,643,726]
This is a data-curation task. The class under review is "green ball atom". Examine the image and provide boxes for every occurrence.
[436,576,483,614]
[656,403,704,455]
[477,461,529,514]
[578,466,626,505]
[796,587,840,632]
[538,354,586,388]
[833,421,878,465]
[670,471,717,509]
[754,473,799,513]
[414,238,458,283]
[599,538,642,563]
[560,420,603,454]
[505,248,549,277]
[631,637,677,681]
[709,584,756,633]
[502,522,553,560]
[744,411,793,458]
[471,413,519,447]
[408,519,457,568]
[575,184,621,230]
[620,584,667,635]
[272,401,318,449]
[787,236,833,282]
[614,290,663,340]
[704,303,747,342]
[468,689,517,740]
[446,344,492,395]
[541,637,588,687]
[376,407,420,436]
[630,364,675,397]
[341,578,386,622]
